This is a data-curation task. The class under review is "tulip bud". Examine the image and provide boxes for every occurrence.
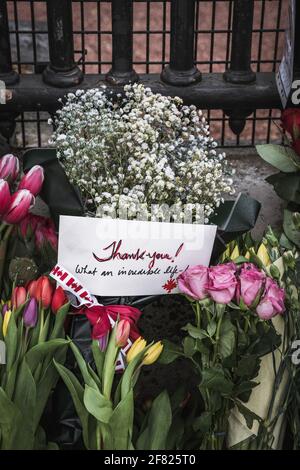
[2,309,12,337]
[3,189,35,225]
[0,154,19,182]
[23,298,38,328]
[142,341,164,366]
[35,276,53,309]
[11,286,27,310]
[1,302,10,317]
[18,165,44,196]
[115,319,130,348]
[283,251,296,270]
[256,243,271,267]
[126,336,147,363]
[0,179,11,216]
[51,286,67,314]
[230,245,240,260]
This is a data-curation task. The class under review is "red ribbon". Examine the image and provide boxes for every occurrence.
[81,304,142,341]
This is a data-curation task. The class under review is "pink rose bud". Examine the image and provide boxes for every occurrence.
[115,319,131,347]
[18,165,44,196]
[0,154,19,182]
[256,277,285,320]
[3,189,35,224]
[0,179,11,216]
[207,263,237,304]
[238,263,266,307]
[177,265,209,300]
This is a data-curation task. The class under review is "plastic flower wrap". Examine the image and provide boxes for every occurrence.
[50,84,234,223]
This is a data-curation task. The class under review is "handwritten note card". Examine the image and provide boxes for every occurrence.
[58,216,217,296]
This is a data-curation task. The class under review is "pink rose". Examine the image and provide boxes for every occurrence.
[207,263,237,304]
[256,278,285,320]
[238,263,266,307]
[177,265,208,300]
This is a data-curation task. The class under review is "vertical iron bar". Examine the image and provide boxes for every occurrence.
[223,0,255,136]
[43,0,83,87]
[223,0,256,84]
[106,0,138,85]
[161,0,201,86]
[0,0,19,85]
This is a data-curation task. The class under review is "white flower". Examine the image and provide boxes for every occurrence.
[50,84,234,221]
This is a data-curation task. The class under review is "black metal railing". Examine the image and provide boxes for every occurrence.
[0,0,296,149]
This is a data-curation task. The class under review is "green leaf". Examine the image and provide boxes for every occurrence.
[69,340,99,390]
[5,312,18,372]
[92,339,105,379]
[218,318,236,359]
[235,400,262,429]
[236,355,260,378]
[256,144,299,172]
[158,340,183,364]
[14,359,36,437]
[0,387,23,449]
[182,323,208,340]
[108,390,134,450]
[136,390,172,450]
[234,380,259,402]
[25,339,70,372]
[200,367,233,395]
[50,302,70,340]
[207,320,217,338]
[83,385,113,424]
[54,359,94,449]
[193,412,212,433]
[183,336,197,357]
[120,343,153,401]
[266,172,300,204]
[283,209,300,248]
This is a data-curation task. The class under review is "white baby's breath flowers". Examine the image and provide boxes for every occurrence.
[50,84,234,222]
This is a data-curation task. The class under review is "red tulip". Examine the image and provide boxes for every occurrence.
[3,189,35,224]
[115,319,131,347]
[0,179,11,216]
[12,286,27,309]
[18,165,44,196]
[27,279,38,298]
[35,276,53,309]
[0,154,19,182]
[51,286,68,314]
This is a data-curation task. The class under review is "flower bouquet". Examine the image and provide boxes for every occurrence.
[160,254,286,449]
[0,275,70,449]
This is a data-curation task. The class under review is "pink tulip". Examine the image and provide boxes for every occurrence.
[115,319,131,347]
[256,278,285,320]
[3,189,35,224]
[0,154,19,182]
[0,179,11,216]
[237,263,266,307]
[177,265,209,300]
[207,263,237,304]
[18,165,44,196]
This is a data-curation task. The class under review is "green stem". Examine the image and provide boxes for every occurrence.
[195,302,201,328]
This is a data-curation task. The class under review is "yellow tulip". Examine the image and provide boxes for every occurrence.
[142,341,164,366]
[230,245,240,260]
[256,243,271,267]
[244,251,250,260]
[2,310,12,337]
[126,336,147,363]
